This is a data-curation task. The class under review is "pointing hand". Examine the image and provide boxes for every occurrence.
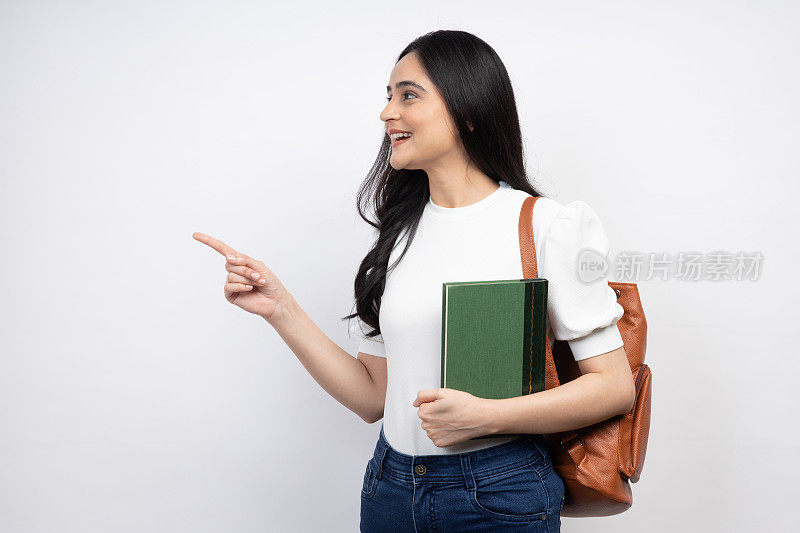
[192,232,293,324]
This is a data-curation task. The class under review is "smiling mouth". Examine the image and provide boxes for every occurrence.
[391,134,412,146]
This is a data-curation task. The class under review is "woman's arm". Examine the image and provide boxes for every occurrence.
[267,294,386,424]
[485,345,636,435]
[192,233,382,423]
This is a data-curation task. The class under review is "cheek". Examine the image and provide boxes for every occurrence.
[428,113,461,150]
[413,129,459,156]
[394,107,460,160]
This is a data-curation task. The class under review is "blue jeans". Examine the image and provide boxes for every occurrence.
[360,424,565,532]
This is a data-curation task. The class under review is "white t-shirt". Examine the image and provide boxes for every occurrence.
[349,180,624,456]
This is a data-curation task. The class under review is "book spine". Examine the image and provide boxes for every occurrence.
[522,281,533,396]
[532,280,548,394]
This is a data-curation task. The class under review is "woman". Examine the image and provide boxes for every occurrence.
[194,30,635,533]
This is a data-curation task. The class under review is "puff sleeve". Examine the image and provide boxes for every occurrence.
[541,200,624,360]
[348,317,386,358]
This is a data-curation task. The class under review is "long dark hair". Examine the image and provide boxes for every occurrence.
[345,29,545,340]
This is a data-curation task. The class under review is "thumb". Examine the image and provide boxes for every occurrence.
[413,388,444,407]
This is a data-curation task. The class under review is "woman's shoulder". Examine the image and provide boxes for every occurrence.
[528,195,599,235]
[504,186,605,240]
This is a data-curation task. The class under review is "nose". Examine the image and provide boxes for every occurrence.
[380,100,400,124]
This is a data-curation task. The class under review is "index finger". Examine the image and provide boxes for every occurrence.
[192,232,240,259]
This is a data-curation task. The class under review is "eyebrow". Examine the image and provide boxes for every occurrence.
[386,80,428,94]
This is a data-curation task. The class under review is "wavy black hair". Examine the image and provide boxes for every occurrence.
[344,29,545,340]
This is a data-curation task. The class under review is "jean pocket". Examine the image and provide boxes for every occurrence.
[361,459,378,499]
[467,461,549,522]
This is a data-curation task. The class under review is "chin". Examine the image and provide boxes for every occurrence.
[389,157,409,170]
[390,154,424,171]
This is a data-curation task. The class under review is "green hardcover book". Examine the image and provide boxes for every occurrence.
[441,278,548,440]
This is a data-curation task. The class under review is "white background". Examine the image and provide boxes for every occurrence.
[1,1,797,531]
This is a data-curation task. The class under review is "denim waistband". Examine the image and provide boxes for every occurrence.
[370,424,551,487]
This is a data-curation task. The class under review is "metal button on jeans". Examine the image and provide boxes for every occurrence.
[414,464,426,475]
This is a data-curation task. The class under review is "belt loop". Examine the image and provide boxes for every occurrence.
[374,428,389,480]
[460,455,476,491]
[529,433,548,464]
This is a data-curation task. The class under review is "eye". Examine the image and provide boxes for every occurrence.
[385,91,417,102]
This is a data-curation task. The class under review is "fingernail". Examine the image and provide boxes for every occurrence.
[250,272,260,280]
[227,255,237,261]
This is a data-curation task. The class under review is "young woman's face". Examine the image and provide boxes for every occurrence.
[380,52,463,171]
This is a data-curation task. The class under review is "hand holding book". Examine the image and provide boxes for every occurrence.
[440,278,548,439]
[412,387,502,447]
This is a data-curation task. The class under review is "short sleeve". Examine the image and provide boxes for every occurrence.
[540,200,624,360]
[348,317,386,358]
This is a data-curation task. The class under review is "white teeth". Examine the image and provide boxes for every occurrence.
[390,132,412,140]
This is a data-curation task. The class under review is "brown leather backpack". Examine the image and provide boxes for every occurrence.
[518,195,652,517]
